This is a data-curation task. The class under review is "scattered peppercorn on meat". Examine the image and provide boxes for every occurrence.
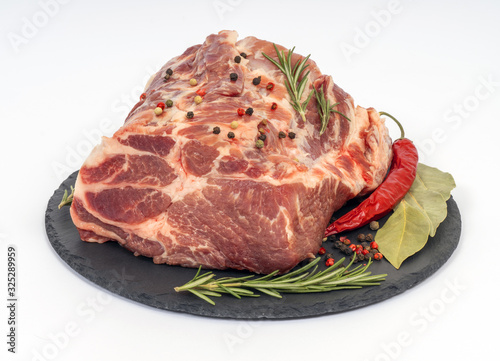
[70,30,393,274]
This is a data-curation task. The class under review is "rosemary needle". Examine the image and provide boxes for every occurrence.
[262,44,313,122]
[175,256,386,305]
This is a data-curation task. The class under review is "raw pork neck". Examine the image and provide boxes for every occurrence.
[70,30,392,274]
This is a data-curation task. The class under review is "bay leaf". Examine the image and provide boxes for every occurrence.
[415,163,456,200]
[376,200,430,269]
[404,177,447,237]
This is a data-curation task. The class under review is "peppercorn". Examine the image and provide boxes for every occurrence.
[213,126,221,134]
[157,102,165,110]
[164,73,170,81]
[240,52,247,58]
[186,111,194,119]
[166,68,173,76]
[344,246,353,255]
[278,131,286,138]
[361,242,369,249]
[342,238,351,245]
[366,233,374,242]
[362,249,369,255]
[288,132,296,139]
[325,253,334,260]
[266,82,274,91]
[325,258,335,267]
[245,107,254,115]
[333,240,343,249]
[258,128,266,134]
[271,102,278,110]
[166,99,173,107]
[140,93,146,101]
[230,73,238,81]
[374,252,383,260]
[258,134,267,141]
[196,88,206,97]
[154,107,163,115]
[230,121,239,129]
[261,118,268,126]
[349,244,357,252]
[234,55,241,63]
[370,221,380,230]
[189,78,197,86]
[194,95,203,105]
[252,76,261,85]
[237,108,245,116]
[318,247,326,255]
[370,241,378,249]
[227,131,235,139]
[255,139,264,149]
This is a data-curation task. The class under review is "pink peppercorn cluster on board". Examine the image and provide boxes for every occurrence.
[70,30,393,274]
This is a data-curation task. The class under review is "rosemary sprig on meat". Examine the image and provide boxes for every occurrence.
[262,44,314,122]
[58,186,75,209]
[174,256,386,305]
[314,84,352,135]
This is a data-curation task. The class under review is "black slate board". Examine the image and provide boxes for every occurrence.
[45,171,461,319]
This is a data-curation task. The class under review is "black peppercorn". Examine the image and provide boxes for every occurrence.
[240,52,247,58]
[227,131,235,139]
[230,73,238,81]
[288,132,296,139]
[334,240,343,249]
[357,234,366,241]
[234,55,241,63]
[166,68,173,76]
[186,111,194,119]
[164,73,170,81]
[258,134,267,141]
[165,99,173,107]
[245,107,254,115]
[366,233,374,242]
[252,76,261,85]
[278,131,286,138]
[213,126,221,134]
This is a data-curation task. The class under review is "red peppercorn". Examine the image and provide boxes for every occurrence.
[266,82,275,91]
[349,244,357,252]
[342,238,351,245]
[374,252,383,260]
[370,241,379,249]
[196,88,206,97]
[318,247,326,255]
[140,93,146,101]
[325,258,334,267]
[157,102,165,110]
[362,249,369,255]
[237,108,245,116]
[271,102,278,110]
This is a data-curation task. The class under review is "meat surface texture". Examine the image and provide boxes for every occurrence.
[70,30,392,274]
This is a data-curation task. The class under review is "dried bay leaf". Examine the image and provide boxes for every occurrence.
[405,177,447,237]
[415,163,456,201]
[375,163,456,269]
[376,201,430,269]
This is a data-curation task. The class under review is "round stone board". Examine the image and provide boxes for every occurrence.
[45,171,461,319]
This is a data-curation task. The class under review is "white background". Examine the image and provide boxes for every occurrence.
[1,0,498,360]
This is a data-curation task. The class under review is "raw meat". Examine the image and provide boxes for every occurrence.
[70,30,392,274]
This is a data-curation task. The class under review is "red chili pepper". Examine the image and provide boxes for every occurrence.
[196,88,206,97]
[271,102,278,110]
[237,108,245,116]
[324,112,418,236]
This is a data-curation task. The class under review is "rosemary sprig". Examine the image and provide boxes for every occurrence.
[174,256,386,305]
[262,44,314,122]
[314,84,352,135]
[58,185,75,209]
